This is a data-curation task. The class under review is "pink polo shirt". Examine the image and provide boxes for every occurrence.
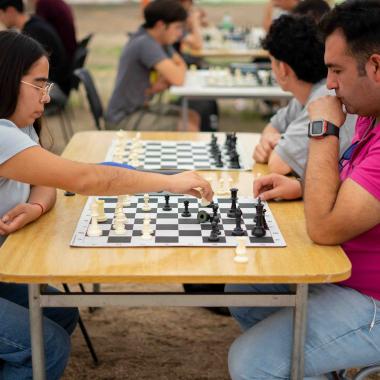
[339,116,380,300]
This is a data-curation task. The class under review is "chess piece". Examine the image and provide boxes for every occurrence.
[142,193,151,212]
[181,200,191,217]
[208,220,220,242]
[123,195,131,207]
[212,203,219,222]
[201,197,212,207]
[234,236,248,263]
[228,188,239,218]
[232,208,244,236]
[252,198,266,237]
[114,220,126,235]
[215,152,223,168]
[96,199,107,222]
[88,203,102,237]
[197,210,211,224]
[163,195,172,211]
[143,216,153,235]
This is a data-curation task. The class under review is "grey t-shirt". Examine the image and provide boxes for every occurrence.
[0,119,38,246]
[106,26,173,125]
[270,80,356,177]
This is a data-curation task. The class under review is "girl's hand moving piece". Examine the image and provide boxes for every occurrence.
[167,171,213,201]
[0,203,43,236]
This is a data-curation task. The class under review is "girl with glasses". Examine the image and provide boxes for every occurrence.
[0,30,212,380]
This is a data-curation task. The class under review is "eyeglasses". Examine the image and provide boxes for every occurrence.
[21,80,54,98]
[338,141,359,171]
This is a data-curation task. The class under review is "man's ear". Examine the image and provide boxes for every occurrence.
[279,61,295,81]
[367,54,380,83]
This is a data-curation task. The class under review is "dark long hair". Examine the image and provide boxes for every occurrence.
[0,30,47,136]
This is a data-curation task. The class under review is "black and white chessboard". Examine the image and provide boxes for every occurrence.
[106,140,251,171]
[71,195,286,248]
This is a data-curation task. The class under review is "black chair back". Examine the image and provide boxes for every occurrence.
[74,68,103,130]
[70,34,94,91]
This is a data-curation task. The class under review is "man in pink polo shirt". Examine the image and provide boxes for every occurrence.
[226,1,380,379]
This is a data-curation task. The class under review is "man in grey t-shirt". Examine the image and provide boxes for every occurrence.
[105,0,200,132]
[253,14,355,178]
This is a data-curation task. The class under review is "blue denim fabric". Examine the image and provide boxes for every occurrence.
[0,283,79,380]
[225,283,380,380]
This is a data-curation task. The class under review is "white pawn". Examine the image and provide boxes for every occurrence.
[123,194,131,207]
[114,220,126,235]
[234,236,248,263]
[143,215,153,234]
[141,224,153,240]
[96,199,107,222]
[88,203,102,237]
[142,193,151,211]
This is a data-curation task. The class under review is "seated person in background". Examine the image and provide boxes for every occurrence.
[253,15,355,178]
[0,30,212,379]
[0,0,71,95]
[262,0,299,32]
[227,2,380,377]
[292,0,330,23]
[29,0,77,64]
[106,0,200,132]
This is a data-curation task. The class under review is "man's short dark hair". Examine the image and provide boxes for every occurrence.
[262,14,327,84]
[143,0,187,29]
[0,0,24,12]
[292,0,330,23]
[319,0,380,75]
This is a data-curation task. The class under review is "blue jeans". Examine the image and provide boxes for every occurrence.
[225,283,380,380]
[0,283,79,380]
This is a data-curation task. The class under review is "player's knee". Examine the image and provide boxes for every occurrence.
[228,334,275,380]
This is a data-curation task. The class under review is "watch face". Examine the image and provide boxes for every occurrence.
[312,121,324,135]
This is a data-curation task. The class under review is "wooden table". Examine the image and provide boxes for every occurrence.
[190,47,269,60]
[170,70,292,128]
[0,131,351,380]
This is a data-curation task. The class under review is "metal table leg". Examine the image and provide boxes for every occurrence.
[182,97,188,131]
[28,284,46,380]
[291,284,308,380]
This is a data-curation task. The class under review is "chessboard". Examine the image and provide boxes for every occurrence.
[106,132,251,171]
[203,68,275,88]
[71,193,286,248]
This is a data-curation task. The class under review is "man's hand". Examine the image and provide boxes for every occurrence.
[253,173,302,201]
[0,203,42,236]
[167,171,214,201]
[307,95,346,127]
[253,133,281,163]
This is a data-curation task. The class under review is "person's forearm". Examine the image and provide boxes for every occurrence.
[262,124,280,136]
[65,164,177,196]
[28,186,57,213]
[304,137,341,239]
[268,151,292,175]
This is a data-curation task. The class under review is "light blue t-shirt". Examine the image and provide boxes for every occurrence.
[270,80,356,177]
[0,119,39,246]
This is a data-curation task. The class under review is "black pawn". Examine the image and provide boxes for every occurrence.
[181,200,191,217]
[215,152,223,168]
[232,208,244,236]
[163,195,172,211]
[212,203,219,221]
[227,188,238,218]
[208,220,220,242]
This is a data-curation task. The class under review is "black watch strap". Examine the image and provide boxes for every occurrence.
[324,121,340,137]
